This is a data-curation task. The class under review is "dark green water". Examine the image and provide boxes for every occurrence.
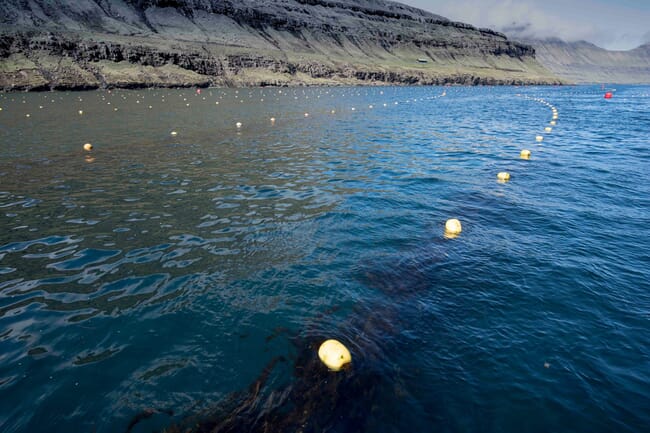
[0,85,648,432]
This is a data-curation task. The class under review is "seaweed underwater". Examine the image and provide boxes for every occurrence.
[125,250,441,433]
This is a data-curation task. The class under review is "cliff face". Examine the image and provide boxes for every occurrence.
[521,38,650,84]
[0,0,562,90]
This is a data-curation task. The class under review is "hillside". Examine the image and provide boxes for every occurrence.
[521,38,650,84]
[0,0,562,90]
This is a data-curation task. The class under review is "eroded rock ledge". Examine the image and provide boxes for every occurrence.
[0,0,563,90]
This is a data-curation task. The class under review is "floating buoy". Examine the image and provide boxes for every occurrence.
[270,117,276,123]
[331,109,336,114]
[170,131,178,136]
[550,121,556,126]
[445,218,462,237]
[196,88,201,95]
[604,92,613,99]
[78,110,83,115]
[83,143,93,151]
[536,135,544,142]
[545,127,552,132]
[236,122,242,128]
[26,114,30,118]
[318,339,351,371]
[497,172,511,182]
[520,149,531,159]
[304,113,309,117]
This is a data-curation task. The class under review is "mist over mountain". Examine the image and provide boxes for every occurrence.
[516,37,650,84]
[0,0,561,90]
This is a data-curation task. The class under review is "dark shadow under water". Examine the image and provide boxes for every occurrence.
[125,244,444,433]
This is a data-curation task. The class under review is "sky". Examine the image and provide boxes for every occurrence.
[401,0,650,50]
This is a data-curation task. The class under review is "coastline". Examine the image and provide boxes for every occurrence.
[0,32,565,92]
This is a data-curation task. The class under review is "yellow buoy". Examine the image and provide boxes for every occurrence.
[497,172,511,182]
[536,135,544,142]
[550,121,556,126]
[78,110,83,115]
[445,218,462,237]
[545,127,552,132]
[83,143,93,151]
[520,149,531,159]
[318,339,351,371]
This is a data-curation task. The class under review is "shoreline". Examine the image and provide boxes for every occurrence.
[1,31,565,92]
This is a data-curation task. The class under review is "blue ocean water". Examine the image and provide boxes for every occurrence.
[0,85,648,433]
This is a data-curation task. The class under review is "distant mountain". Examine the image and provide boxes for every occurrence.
[0,0,561,90]
[518,38,650,84]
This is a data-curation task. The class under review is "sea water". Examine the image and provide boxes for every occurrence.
[0,85,648,432]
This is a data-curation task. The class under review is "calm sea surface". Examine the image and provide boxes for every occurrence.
[0,85,648,433]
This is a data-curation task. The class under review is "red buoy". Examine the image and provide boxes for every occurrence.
[196,88,201,95]
[604,92,613,99]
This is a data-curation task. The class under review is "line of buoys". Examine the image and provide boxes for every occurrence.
[318,339,351,371]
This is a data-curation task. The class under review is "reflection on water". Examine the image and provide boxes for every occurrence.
[1,86,649,433]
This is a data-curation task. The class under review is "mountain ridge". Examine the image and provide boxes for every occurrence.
[0,0,563,90]
[513,37,650,84]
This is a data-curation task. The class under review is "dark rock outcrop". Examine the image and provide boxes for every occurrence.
[0,0,562,90]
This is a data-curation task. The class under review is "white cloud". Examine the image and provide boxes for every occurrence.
[402,0,649,50]
[433,0,600,42]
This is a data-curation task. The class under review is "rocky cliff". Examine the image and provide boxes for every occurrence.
[520,38,650,84]
[0,0,562,90]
